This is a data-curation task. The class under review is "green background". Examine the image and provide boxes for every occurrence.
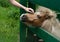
[0,0,20,42]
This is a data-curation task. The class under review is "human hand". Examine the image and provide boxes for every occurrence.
[24,8,34,13]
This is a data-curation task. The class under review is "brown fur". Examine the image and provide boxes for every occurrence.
[20,6,60,38]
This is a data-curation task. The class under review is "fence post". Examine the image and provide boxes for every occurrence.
[26,0,37,42]
[20,0,27,42]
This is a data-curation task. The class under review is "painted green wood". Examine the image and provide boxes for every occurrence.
[20,0,27,42]
[28,0,36,12]
[57,14,60,20]
[28,27,60,42]
[27,1,37,42]
[29,0,60,11]
[27,29,36,42]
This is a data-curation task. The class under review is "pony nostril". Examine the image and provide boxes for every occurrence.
[22,15,27,19]
[20,15,28,22]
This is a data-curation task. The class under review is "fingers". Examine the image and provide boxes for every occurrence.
[28,8,34,13]
[25,8,34,14]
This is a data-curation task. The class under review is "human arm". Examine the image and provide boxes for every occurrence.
[9,0,34,13]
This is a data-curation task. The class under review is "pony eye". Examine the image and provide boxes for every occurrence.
[45,15,51,19]
[37,15,41,19]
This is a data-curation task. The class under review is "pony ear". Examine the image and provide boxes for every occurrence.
[45,14,53,19]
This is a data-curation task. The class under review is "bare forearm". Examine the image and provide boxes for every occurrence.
[9,0,34,13]
[9,0,26,9]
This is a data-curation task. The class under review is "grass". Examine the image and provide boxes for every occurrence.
[0,6,20,42]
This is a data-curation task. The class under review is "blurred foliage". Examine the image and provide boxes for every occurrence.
[0,0,10,7]
[0,0,19,7]
[0,0,20,42]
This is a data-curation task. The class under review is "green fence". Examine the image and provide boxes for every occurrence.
[20,0,60,42]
